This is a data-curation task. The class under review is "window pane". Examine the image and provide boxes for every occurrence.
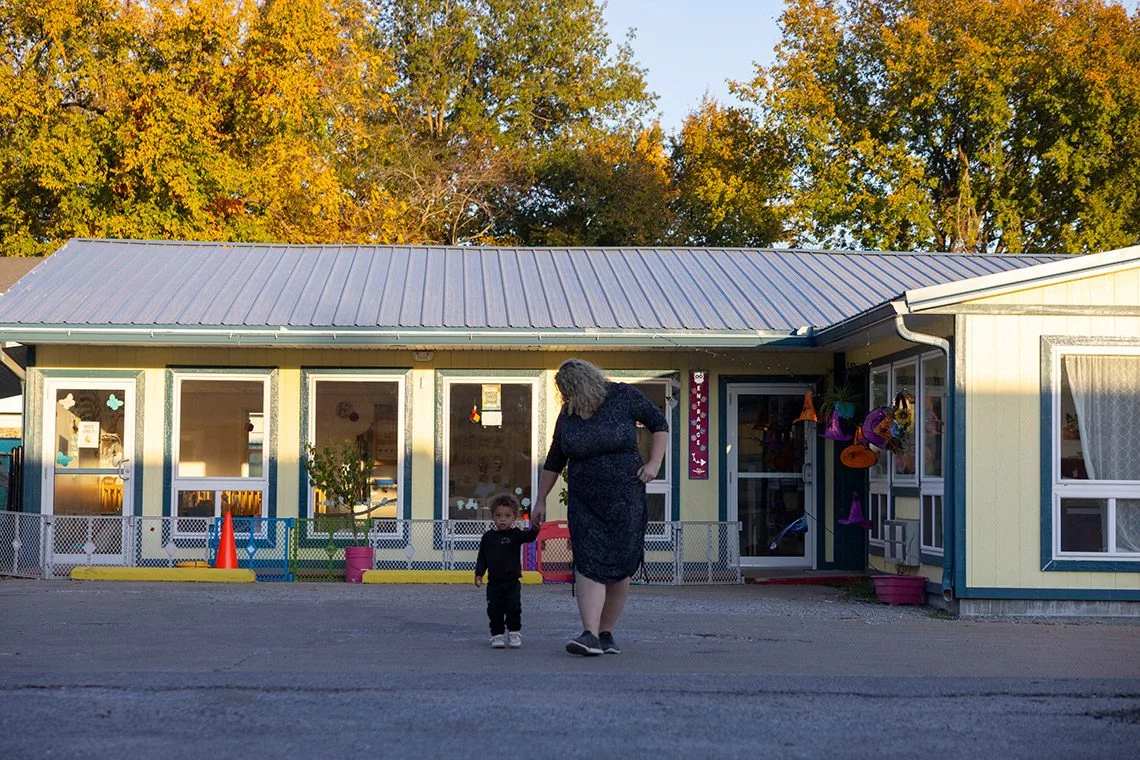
[448,383,533,520]
[922,357,946,479]
[1060,498,1106,552]
[221,490,262,518]
[891,364,917,477]
[313,380,400,517]
[178,380,264,477]
[1059,355,1140,482]
[632,382,668,482]
[646,491,666,523]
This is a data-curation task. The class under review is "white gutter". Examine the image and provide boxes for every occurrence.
[0,324,813,348]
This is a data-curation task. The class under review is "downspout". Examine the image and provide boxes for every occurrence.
[891,302,955,601]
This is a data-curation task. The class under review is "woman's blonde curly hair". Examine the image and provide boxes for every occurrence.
[555,358,609,417]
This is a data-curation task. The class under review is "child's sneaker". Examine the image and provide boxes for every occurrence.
[507,631,522,648]
[490,634,506,648]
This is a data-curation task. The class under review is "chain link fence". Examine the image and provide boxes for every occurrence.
[0,511,741,584]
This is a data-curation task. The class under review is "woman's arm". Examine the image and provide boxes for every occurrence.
[532,468,559,523]
[637,430,669,483]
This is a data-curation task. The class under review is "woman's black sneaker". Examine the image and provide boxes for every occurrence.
[566,631,603,656]
[598,631,620,654]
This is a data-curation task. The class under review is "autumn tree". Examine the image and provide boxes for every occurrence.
[739,0,1140,253]
[669,97,785,247]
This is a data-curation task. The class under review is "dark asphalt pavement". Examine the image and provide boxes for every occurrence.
[1,580,1137,758]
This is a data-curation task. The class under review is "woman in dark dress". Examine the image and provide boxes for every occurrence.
[532,359,669,656]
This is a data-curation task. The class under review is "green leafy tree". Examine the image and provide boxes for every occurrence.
[370,0,656,244]
[497,124,676,246]
[303,439,372,544]
[738,0,1140,253]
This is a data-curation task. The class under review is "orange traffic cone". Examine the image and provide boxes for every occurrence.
[214,511,239,569]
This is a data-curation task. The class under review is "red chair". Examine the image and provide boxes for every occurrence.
[535,520,573,583]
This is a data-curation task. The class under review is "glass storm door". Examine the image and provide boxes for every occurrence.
[43,379,134,565]
[727,384,816,568]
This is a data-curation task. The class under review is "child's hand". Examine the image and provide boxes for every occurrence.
[474,575,482,587]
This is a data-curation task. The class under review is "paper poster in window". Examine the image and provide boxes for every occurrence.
[77,421,101,448]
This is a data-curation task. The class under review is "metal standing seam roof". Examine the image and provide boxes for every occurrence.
[0,239,1068,343]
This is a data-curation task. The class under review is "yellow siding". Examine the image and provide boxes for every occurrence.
[33,346,832,526]
[963,312,1140,591]
[968,268,1140,307]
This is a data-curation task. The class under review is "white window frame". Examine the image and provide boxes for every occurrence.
[618,377,675,540]
[920,485,944,556]
[305,372,406,540]
[889,358,919,485]
[868,484,890,545]
[868,367,891,546]
[1050,345,1140,560]
[440,374,539,523]
[170,371,271,536]
[869,353,946,549]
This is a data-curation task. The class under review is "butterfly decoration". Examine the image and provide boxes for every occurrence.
[56,452,75,467]
[58,393,76,410]
[106,394,124,411]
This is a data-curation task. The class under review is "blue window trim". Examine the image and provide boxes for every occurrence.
[1039,336,1140,572]
[25,369,146,516]
[163,367,278,546]
[296,368,413,522]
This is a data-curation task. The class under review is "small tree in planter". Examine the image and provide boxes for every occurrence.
[303,440,373,581]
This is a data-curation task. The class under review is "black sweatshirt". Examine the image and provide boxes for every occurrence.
[475,524,541,583]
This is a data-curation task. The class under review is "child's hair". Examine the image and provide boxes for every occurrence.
[487,492,520,516]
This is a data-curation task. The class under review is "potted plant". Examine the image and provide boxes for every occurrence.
[871,564,927,605]
[303,439,374,582]
[819,379,861,421]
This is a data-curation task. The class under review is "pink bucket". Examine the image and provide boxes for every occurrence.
[871,575,926,605]
[344,546,374,583]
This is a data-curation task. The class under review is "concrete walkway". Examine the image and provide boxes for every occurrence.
[1,580,1137,758]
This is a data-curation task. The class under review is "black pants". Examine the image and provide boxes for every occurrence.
[486,579,522,635]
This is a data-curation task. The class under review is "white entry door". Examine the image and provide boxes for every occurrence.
[43,379,134,565]
[727,384,816,568]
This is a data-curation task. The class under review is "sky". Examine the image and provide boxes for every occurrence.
[601,0,788,136]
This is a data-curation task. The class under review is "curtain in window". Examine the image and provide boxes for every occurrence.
[1064,355,1140,552]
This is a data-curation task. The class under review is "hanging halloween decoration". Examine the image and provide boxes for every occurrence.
[769,515,808,552]
[861,406,897,451]
[890,392,913,448]
[793,391,818,423]
[838,491,873,528]
[468,404,481,424]
[821,410,851,441]
[840,428,879,469]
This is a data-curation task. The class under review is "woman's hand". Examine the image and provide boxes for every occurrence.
[530,498,546,525]
[636,460,661,483]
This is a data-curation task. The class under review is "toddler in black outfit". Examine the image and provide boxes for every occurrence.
[475,493,540,649]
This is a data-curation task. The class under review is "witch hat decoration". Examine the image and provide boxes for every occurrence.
[214,512,239,569]
[838,491,873,529]
[821,410,852,441]
[794,391,818,423]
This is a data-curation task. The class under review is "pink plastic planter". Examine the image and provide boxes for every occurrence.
[344,546,374,583]
[871,575,926,605]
